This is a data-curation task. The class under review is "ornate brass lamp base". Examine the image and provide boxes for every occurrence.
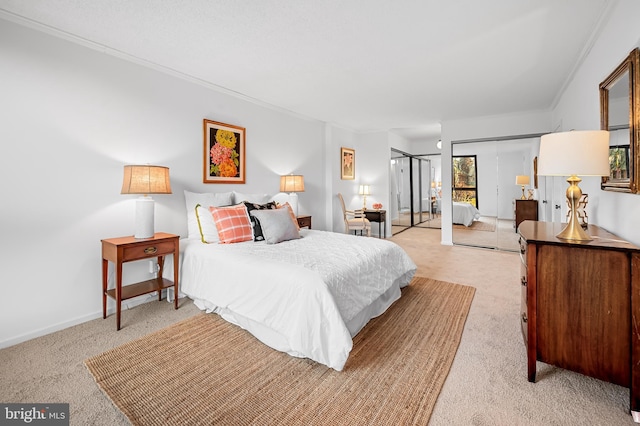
[556,175,592,242]
[520,185,526,199]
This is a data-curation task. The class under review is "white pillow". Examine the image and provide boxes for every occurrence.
[250,208,300,244]
[195,204,219,243]
[184,190,233,239]
[233,191,270,204]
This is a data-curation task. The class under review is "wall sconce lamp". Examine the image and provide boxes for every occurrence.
[537,130,609,241]
[515,175,530,199]
[280,174,305,216]
[359,184,371,210]
[121,165,172,239]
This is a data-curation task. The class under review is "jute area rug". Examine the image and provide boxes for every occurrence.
[85,277,475,426]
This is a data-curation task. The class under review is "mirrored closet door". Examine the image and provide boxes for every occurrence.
[390,149,441,235]
[451,137,538,251]
[415,155,442,230]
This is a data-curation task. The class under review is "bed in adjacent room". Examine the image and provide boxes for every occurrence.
[452,201,481,226]
[170,191,417,371]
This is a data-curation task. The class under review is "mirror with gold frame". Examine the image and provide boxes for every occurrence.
[600,48,640,193]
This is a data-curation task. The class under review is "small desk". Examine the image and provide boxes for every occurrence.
[364,210,386,238]
[101,232,179,330]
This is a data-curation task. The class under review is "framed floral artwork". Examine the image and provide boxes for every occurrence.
[341,147,355,180]
[203,119,245,184]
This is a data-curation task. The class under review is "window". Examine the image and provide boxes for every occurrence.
[609,145,630,179]
[452,155,478,208]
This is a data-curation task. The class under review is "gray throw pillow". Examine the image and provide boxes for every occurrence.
[250,208,300,244]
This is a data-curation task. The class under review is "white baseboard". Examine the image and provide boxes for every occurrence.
[0,290,171,349]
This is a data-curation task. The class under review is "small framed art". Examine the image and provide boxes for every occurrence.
[341,147,355,180]
[203,119,246,184]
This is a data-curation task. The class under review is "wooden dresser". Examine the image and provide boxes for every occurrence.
[518,220,640,417]
[514,199,538,229]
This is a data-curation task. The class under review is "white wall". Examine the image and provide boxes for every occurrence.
[0,19,330,347]
[326,127,390,237]
[551,0,640,245]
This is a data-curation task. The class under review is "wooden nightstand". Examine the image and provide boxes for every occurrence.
[101,232,179,330]
[297,215,312,229]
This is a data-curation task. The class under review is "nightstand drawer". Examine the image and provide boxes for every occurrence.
[122,240,176,261]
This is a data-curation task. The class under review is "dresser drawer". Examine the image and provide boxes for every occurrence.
[519,234,529,345]
[122,240,176,261]
[520,273,528,345]
[519,236,527,266]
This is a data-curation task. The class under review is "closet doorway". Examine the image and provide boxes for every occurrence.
[390,149,441,235]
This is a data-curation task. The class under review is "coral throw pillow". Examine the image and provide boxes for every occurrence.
[278,202,300,231]
[209,204,254,244]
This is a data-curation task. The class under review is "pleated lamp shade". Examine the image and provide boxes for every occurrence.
[280,175,304,216]
[121,165,172,239]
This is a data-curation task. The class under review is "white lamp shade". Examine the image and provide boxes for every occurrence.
[515,175,530,185]
[358,185,371,196]
[537,130,610,177]
[280,175,305,192]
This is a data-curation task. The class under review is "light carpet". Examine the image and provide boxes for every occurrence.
[85,277,475,426]
[453,218,496,232]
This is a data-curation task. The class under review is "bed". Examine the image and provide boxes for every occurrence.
[172,191,417,371]
[452,201,481,226]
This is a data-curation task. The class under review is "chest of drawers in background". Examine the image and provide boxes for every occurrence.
[514,199,538,230]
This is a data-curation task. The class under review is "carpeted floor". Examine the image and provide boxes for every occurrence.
[0,227,633,425]
[453,218,496,232]
[85,277,474,426]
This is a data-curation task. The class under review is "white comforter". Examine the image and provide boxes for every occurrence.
[179,229,416,371]
[452,201,481,226]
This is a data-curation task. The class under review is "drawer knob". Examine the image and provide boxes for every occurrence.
[521,313,528,323]
[521,276,527,287]
[144,246,158,254]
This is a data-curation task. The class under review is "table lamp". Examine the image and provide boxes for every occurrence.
[515,175,530,199]
[537,130,609,241]
[280,174,305,216]
[121,165,172,239]
[359,184,371,210]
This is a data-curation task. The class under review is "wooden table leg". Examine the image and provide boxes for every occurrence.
[101,259,108,319]
[174,248,179,310]
[157,255,164,301]
[116,261,122,331]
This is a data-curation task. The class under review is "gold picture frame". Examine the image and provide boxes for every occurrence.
[341,147,355,180]
[203,119,246,184]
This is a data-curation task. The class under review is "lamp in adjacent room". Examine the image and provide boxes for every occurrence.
[280,174,305,216]
[121,165,172,239]
[515,175,530,200]
[359,184,371,210]
[537,130,609,241]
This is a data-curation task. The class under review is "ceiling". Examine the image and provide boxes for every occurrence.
[0,0,614,140]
